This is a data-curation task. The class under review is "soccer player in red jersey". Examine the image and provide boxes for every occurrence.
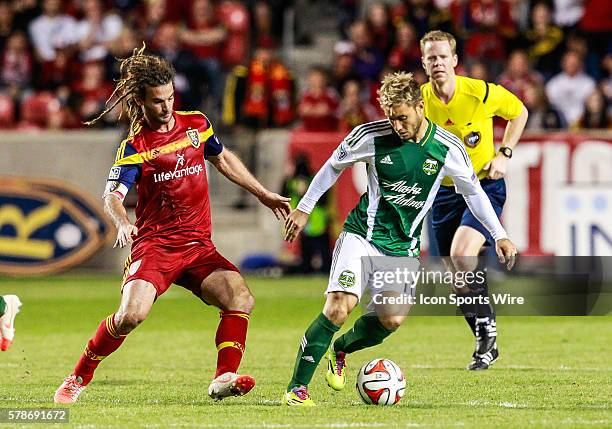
[54,46,291,404]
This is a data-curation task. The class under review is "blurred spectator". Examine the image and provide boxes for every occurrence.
[72,61,113,125]
[546,50,596,126]
[180,0,227,113]
[105,27,139,81]
[348,20,384,82]
[223,45,295,129]
[251,0,277,50]
[553,0,584,29]
[0,31,32,103]
[75,0,123,62]
[217,1,249,68]
[387,22,421,72]
[497,49,543,101]
[602,53,612,105]
[138,0,166,45]
[12,0,39,31]
[331,46,359,93]
[337,79,379,131]
[395,0,452,39]
[298,66,339,131]
[152,22,201,110]
[0,1,15,52]
[28,0,78,62]
[453,0,517,78]
[579,0,612,58]
[337,0,358,40]
[366,1,395,57]
[283,154,332,274]
[522,1,564,78]
[466,60,489,81]
[524,81,566,129]
[566,31,602,80]
[576,88,611,129]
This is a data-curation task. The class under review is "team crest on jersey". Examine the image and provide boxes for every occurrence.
[336,144,348,161]
[186,129,200,148]
[338,270,356,288]
[464,131,481,148]
[422,159,439,175]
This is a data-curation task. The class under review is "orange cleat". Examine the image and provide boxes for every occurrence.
[54,375,86,404]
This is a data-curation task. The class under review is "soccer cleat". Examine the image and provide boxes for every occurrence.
[0,295,22,351]
[325,348,347,391]
[54,375,86,404]
[467,345,500,371]
[208,372,255,401]
[283,385,316,406]
[474,317,497,355]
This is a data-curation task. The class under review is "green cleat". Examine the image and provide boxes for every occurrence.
[325,348,347,391]
[283,386,316,406]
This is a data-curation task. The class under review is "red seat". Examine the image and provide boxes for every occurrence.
[0,94,15,128]
[20,92,61,128]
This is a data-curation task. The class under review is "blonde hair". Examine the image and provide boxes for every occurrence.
[377,71,422,111]
[85,43,175,139]
[419,30,457,55]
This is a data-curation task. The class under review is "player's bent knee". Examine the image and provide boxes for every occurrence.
[324,305,349,326]
[234,289,255,314]
[378,315,405,331]
[115,311,147,334]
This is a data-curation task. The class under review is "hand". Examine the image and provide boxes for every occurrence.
[284,209,309,242]
[484,153,508,180]
[258,190,292,220]
[114,223,138,248]
[495,238,518,270]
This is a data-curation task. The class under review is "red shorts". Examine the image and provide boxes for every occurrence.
[121,241,239,297]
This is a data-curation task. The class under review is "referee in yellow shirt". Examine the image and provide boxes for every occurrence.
[420,31,528,370]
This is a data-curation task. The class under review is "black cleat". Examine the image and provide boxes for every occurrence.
[467,345,499,370]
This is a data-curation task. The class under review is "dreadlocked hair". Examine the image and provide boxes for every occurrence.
[85,43,175,139]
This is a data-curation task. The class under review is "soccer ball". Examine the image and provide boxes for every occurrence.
[356,358,406,406]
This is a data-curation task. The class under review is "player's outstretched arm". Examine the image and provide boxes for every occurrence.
[485,105,528,180]
[208,149,291,220]
[284,209,309,242]
[103,194,138,248]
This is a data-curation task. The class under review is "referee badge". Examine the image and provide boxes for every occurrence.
[464,131,481,148]
[186,129,201,149]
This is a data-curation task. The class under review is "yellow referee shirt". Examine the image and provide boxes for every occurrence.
[421,76,524,186]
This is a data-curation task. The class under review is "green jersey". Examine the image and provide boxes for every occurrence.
[329,119,480,257]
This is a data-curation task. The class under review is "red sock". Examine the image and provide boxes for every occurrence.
[214,311,249,377]
[73,314,126,385]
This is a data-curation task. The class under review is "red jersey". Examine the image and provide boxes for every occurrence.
[103,111,223,248]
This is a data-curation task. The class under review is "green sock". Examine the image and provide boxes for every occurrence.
[333,312,396,354]
[287,313,340,391]
[0,296,5,317]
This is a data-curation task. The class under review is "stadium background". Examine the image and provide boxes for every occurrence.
[0,1,610,427]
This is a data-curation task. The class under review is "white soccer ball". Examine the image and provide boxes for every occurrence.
[356,358,406,406]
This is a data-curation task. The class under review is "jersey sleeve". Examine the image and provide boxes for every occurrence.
[441,140,479,195]
[329,122,377,170]
[201,115,224,159]
[486,82,524,120]
[102,140,142,201]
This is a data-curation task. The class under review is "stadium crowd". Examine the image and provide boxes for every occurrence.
[0,0,609,130]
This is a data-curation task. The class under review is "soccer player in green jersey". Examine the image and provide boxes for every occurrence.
[281,72,518,406]
[420,31,528,370]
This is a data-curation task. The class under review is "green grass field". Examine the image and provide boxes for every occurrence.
[0,274,610,428]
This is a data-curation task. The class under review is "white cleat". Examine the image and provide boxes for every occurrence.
[207,372,256,401]
[0,295,22,351]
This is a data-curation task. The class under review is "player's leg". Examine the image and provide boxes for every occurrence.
[189,267,255,401]
[0,294,22,351]
[452,178,506,370]
[54,280,156,404]
[284,291,357,406]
